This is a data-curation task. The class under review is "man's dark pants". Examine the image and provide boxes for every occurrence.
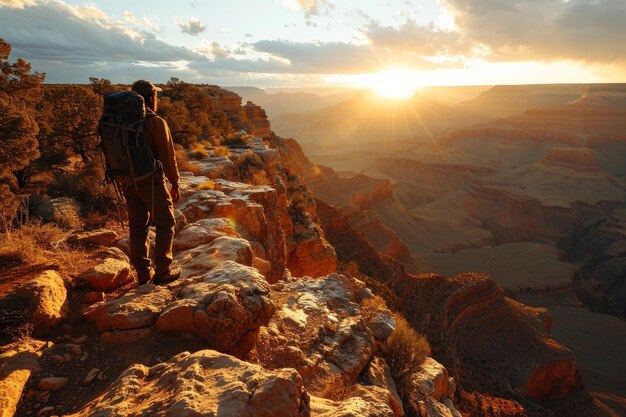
[122,174,175,278]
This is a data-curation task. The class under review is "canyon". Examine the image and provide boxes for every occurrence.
[1,84,625,417]
[268,84,626,402]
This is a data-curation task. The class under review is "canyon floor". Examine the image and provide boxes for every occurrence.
[278,84,626,401]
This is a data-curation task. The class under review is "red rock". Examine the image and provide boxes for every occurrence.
[15,270,68,331]
[0,340,46,417]
[85,291,105,304]
[81,257,131,293]
[37,377,68,392]
[73,350,309,417]
[244,101,272,139]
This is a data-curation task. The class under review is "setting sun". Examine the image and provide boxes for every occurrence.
[356,68,423,99]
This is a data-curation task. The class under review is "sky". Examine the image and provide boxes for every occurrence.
[0,0,625,89]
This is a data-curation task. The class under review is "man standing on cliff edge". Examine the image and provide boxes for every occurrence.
[124,79,182,284]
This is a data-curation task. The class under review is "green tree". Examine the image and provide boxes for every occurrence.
[0,39,44,217]
[0,39,45,95]
[161,79,221,144]
[158,96,202,145]
[89,77,113,95]
[40,85,101,164]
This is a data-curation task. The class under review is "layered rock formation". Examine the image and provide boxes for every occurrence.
[568,209,626,318]
[315,199,615,416]
[72,350,310,417]
[3,84,623,417]
[244,100,272,139]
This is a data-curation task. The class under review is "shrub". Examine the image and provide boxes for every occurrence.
[175,145,203,175]
[383,315,431,400]
[231,150,266,184]
[47,161,114,214]
[0,219,66,265]
[189,142,209,159]
[197,181,216,190]
[221,131,251,147]
[213,146,231,157]
[360,295,388,320]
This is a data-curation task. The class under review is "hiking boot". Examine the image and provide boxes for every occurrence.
[154,267,182,284]
[137,268,155,285]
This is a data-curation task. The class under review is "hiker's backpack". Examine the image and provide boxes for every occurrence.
[98,91,158,183]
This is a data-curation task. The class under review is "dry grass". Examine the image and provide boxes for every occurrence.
[189,142,210,159]
[316,377,354,401]
[213,146,231,157]
[0,217,93,281]
[0,220,68,265]
[360,295,388,320]
[197,181,216,190]
[383,315,431,400]
[175,145,203,175]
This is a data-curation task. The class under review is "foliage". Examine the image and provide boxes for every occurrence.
[158,96,203,145]
[189,141,210,159]
[89,77,113,95]
[0,42,262,222]
[47,160,114,214]
[0,39,44,218]
[360,295,388,320]
[39,85,101,164]
[383,315,431,402]
[287,191,310,222]
[197,181,216,190]
[174,144,203,175]
[0,39,45,94]
[231,150,268,185]
[213,146,231,157]
[0,216,67,265]
[160,79,221,145]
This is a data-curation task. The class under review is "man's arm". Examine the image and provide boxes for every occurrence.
[153,118,180,200]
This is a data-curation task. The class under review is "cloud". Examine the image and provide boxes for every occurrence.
[278,0,332,17]
[441,0,626,62]
[123,10,160,33]
[0,0,36,9]
[195,40,231,59]
[362,19,471,56]
[251,39,440,73]
[0,0,205,82]
[176,17,207,35]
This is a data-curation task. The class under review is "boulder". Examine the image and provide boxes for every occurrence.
[83,284,173,331]
[80,255,132,292]
[287,230,337,278]
[37,377,68,392]
[366,310,396,341]
[257,274,376,395]
[311,392,396,417]
[156,261,275,354]
[412,357,453,401]
[364,357,404,416]
[173,218,238,251]
[175,236,253,279]
[410,397,457,417]
[0,340,47,417]
[66,229,118,247]
[71,350,310,417]
[15,270,68,330]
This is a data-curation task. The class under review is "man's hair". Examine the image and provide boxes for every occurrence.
[131,79,161,106]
